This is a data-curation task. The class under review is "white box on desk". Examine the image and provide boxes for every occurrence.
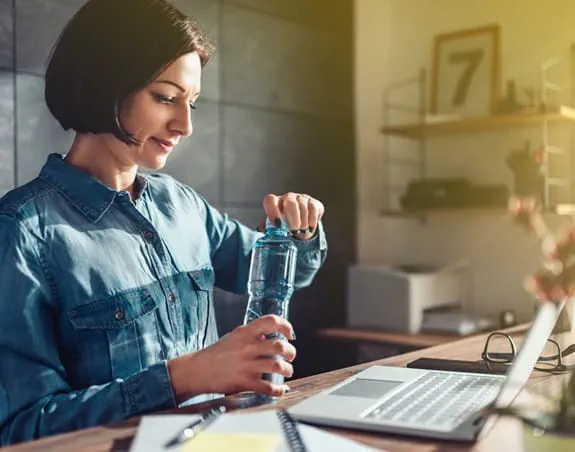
[346,262,467,334]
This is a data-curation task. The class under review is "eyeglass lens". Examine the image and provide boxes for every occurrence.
[535,340,561,371]
[483,333,515,363]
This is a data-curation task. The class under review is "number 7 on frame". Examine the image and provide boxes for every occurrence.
[430,24,501,117]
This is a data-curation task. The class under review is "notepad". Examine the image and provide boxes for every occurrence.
[180,432,280,452]
[129,409,382,452]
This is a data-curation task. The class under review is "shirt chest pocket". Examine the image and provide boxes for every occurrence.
[187,267,215,350]
[67,288,163,382]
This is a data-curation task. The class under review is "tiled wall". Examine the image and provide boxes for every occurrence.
[0,0,354,377]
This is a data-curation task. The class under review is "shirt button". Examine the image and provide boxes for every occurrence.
[168,294,176,303]
[114,310,125,321]
[143,231,153,241]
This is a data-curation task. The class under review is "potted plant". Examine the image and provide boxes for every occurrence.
[492,194,575,450]
[522,373,575,450]
[490,371,575,451]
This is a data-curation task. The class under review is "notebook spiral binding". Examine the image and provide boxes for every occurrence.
[277,409,308,452]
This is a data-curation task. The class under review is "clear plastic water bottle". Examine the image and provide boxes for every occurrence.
[243,217,298,393]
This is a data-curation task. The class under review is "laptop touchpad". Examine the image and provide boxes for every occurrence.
[330,378,403,399]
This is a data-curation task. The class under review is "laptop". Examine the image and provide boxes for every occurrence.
[290,302,564,442]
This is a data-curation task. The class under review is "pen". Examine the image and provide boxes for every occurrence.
[164,405,226,448]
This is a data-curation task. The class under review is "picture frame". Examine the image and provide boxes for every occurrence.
[430,24,501,117]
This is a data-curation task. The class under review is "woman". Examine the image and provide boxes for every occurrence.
[0,0,327,445]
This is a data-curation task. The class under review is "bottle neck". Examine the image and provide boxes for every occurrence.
[265,228,290,238]
[264,217,290,238]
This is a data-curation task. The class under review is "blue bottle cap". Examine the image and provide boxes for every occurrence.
[265,216,289,232]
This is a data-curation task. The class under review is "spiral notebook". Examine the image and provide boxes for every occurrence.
[129,408,381,452]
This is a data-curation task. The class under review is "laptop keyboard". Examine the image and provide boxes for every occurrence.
[364,371,502,430]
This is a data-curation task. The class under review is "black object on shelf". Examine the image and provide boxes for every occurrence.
[400,177,509,210]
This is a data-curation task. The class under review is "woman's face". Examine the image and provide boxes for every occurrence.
[106,51,202,170]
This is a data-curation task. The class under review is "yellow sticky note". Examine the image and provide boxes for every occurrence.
[180,432,280,452]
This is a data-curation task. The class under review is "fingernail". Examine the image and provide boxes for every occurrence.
[308,226,315,233]
[290,229,298,235]
[274,218,282,228]
[283,385,291,393]
[291,330,296,340]
[299,229,306,234]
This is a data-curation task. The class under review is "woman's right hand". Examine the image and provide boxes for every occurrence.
[167,315,296,403]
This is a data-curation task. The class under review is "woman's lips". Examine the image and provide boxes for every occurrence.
[152,137,177,153]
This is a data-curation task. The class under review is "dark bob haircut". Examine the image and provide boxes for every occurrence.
[45,0,214,144]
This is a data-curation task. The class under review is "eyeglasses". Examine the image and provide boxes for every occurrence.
[481,332,575,373]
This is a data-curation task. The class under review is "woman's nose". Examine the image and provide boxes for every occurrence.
[171,104,193,137]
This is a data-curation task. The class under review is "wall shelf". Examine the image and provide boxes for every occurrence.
[380,207,508,217]
[380,203,575,218]
[380,105,575,139]
[380,60,575,218]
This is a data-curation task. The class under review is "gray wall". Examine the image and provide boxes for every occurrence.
[0,0,354,377]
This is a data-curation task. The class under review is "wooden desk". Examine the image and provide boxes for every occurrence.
[2,324,568,452]
[318,327,464,348]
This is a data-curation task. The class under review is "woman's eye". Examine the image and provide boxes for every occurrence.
[154,94,175,104]
[154,93,197,110]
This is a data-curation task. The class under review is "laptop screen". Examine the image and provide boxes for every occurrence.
[493,301,564,408]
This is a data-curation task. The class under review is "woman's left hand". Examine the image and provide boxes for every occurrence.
[261,192,325,240]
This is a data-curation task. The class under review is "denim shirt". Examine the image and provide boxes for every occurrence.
[0,154,327,445]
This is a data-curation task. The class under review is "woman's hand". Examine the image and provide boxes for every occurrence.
[167,315,296,403]
[260,193,325,240]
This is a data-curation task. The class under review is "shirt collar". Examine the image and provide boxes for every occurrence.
[39,153,148,222]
